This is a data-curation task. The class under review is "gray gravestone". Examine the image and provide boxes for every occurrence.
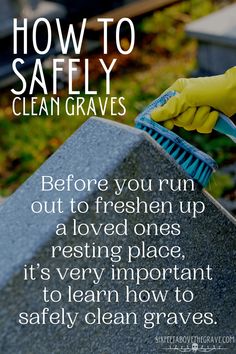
[186,4,236,75]
[0,118,235,353]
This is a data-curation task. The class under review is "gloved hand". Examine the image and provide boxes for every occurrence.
[151,67,236,133]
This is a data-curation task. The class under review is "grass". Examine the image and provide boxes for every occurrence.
[0,0,235,198]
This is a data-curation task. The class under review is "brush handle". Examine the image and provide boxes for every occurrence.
[156,91,236,143]
[214,114,236,143]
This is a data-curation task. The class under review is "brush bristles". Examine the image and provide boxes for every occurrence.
[136,122,216,187]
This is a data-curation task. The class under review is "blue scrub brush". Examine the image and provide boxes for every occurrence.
[135,91,219,187]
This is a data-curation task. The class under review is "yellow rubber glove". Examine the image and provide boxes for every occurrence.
[151,67,236,133]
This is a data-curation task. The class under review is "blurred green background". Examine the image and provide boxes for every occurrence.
[0,0,235,203]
